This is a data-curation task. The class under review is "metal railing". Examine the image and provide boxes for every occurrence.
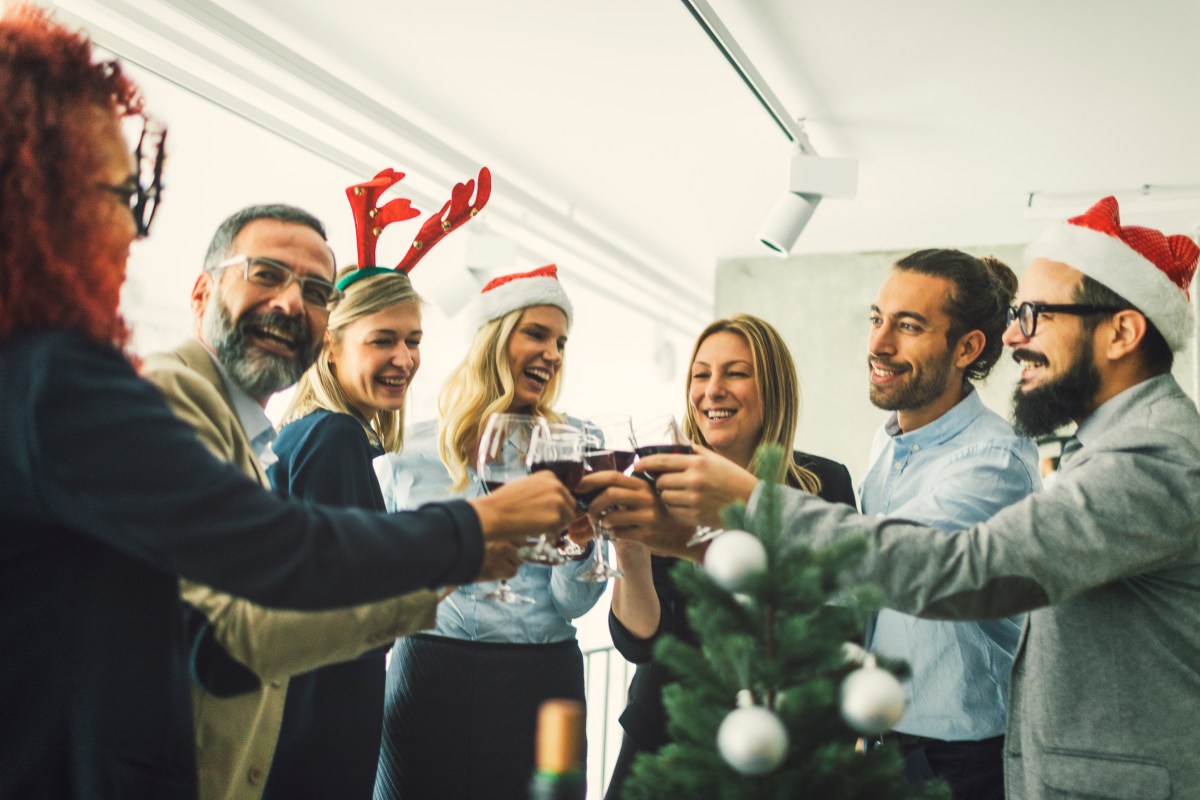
[581,645,634,798]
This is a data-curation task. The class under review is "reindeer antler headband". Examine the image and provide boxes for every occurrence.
[337,165,492,292]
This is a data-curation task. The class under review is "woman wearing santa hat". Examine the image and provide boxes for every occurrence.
[374,265,605,800]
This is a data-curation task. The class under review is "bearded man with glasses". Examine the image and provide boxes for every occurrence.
[141,207,441,800]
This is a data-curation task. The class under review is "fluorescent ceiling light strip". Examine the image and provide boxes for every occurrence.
[1025,185,1200,218]
[680,0,812,152]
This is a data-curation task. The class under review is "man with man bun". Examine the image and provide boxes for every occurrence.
[861,249,1039,798]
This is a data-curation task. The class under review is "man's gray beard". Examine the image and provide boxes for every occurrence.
[201,293,315,400]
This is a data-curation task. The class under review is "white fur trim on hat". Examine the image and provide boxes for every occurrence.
[469,275,573,331]
[1025,223,1193,351]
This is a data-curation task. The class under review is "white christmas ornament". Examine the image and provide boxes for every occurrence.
[717,691,789,775]
[839,660,906,735]
[703,530,767,591]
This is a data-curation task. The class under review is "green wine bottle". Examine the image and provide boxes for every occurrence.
[529,699,586,800]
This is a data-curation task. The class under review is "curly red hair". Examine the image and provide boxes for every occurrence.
[0,4,144,347]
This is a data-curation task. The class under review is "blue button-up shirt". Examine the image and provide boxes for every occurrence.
[375,420,606,644]
[204,344,277,468]
[861,388,1039,741]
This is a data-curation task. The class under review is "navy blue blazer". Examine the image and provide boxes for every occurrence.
[0,332,484,800]
[264,410,393,800]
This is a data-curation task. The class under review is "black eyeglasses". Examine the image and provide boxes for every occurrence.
[96,117,166,238]
[1006,302,1127,338]
[216,255,341,310]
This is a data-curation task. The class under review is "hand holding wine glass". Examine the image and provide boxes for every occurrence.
[525,423,586,566]
[475,412,555,604]
[631,414,692,484]
[469,472,576,542]
[631,414,725,546]
[574,415,637,582]
[579,469,699,560]
[637,443,759,539]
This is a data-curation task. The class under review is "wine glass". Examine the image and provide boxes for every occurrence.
[632,414,721,546]
[524,423,586,566]
[575,416,637,582]
[477,412,544,604]
[632,414,693,482]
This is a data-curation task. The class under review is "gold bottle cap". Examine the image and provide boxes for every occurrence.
[535,698,584,774]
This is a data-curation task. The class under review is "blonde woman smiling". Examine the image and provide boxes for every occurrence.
[374,265,604,800]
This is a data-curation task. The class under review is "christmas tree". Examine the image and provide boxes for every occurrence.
[621,445,948,799]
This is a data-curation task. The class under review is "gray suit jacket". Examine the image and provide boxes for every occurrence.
[763,374,1200,800]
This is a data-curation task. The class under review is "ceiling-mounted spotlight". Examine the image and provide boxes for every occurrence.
[757,151,858,255]
[759,193,820,255]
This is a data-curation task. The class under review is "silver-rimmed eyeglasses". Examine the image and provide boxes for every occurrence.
[215,255,341,310]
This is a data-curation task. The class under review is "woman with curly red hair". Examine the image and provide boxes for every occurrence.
[0,6,146,347]
[0,6,573,799]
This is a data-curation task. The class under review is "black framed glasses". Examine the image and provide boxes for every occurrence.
[1006,302,1126,338]
[216,254,341,310]
[96,117,166,238]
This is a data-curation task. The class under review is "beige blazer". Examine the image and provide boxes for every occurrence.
[142,339,437,800]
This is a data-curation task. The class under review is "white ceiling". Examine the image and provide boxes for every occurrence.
[66,0,1200,304]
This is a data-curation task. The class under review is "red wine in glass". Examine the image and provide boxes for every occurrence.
[610,450,636,474]
[530,460,584,491]
[483,480,508,494]
[573,450,618,510]
[633,443,693,485]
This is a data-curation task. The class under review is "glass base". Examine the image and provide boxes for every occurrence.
[519,538,568,566]
[482,583,536,604]
[576,562,623,582]
[687,526,724,547]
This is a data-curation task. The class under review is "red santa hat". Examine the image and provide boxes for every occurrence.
[471,264,573,330]
[1025,196,1198,351]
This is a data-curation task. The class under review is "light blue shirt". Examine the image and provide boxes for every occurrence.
[203,344,277,468]
[375,420,606,644]
[861,388,1039,741]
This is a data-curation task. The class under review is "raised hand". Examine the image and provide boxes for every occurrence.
[468,470,575,542]
[639,445,759,529]
[576,471,697,560]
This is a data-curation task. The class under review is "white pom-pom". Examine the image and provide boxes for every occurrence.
[839,664,906,735]
[703,530,767,591]
[716,696,789,775]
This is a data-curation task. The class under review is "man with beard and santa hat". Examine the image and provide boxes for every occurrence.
[589,196,1200,799]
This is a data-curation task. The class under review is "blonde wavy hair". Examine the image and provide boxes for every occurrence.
[280,268,420,453]
[682,314,821,494]
[438,307,566,490]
